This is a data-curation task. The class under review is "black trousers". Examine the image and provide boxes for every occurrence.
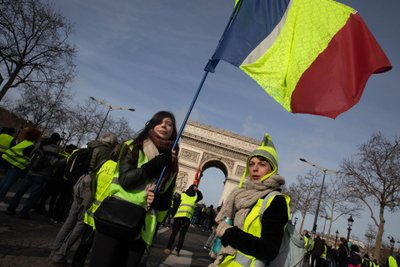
[90,231,146,267]
[166,217,191,252]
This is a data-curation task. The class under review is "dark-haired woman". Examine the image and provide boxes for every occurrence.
[90,111,179,267]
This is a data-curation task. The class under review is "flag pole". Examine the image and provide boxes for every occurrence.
[154,70,209,191]
[154,0,244,192]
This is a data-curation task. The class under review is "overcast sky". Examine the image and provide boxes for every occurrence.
[53,0,400,241]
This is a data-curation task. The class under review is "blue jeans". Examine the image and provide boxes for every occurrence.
[0,166,25,202]
[8,174,47,216]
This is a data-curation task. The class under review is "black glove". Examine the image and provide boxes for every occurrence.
[141,150,172,177]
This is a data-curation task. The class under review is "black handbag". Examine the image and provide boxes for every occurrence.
[94,197,146,239]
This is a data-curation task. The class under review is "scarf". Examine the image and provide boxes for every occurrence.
[142,130,179,188]
[209,174,285,266]
[148,129,174,152]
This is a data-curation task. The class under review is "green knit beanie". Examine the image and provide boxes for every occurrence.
[239,133,278,187]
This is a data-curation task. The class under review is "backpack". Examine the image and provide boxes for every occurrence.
[260,191,305,267]
[64,148,93,185]
[30,149,48,171]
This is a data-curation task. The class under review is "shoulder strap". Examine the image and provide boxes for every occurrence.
[259,191,282,221]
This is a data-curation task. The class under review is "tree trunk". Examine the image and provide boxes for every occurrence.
[0,84,11,102]
[299,213,306,233]
[374,207,385,261]
[0,65,22,101]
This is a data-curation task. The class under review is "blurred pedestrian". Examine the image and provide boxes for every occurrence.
[202,205,216,232]
[0,127,16,173]
[5,132,64,219]
[348,244,362,267]
[0,127,42,206]
[49,133,118,265]
[164,184,203,256]
[337,237,350,267]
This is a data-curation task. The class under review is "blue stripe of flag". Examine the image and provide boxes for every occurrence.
[212,0,291,67]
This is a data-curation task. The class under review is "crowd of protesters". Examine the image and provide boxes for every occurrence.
[0,126,119,266]
[302,229,393,267]
[1,125,398,267]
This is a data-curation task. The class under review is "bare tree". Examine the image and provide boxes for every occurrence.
[323,174,361,238]
[286,170,320,233]
[365,224,377,255]
[341,133,400,261]
[67,100,102,146]
[12,83,74,133]
[107,117,135,142]
[0,0,76,101]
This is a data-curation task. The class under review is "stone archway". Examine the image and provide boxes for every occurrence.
[177,120,260,205]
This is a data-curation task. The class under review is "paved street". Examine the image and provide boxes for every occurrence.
[0,194,213,267]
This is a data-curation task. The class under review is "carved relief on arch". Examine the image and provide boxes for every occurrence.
[176,171,189,192]
[202,152,234,170]
[180,148,200,163]
[235,165,245,177]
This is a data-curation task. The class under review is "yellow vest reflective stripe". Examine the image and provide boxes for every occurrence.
[174,193,197,219]
[2,140,34,170]
[0,134,14,153]
[63,148,78,180]
[84,160,117,229]
[109,147,149,207]
[219,192,290,267]
[388,255,399,267]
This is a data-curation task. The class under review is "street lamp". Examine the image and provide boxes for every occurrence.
[90,96,135,140]
[335,230,339,248]
[299,158,336,236]
[347,215,354,241]
[388,235,395,255]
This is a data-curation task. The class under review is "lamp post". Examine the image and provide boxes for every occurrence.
[335,230,339,248]
[388,236,395,255]
[90,97,135,140]
[346,215,354,241]
[299,158,336,236]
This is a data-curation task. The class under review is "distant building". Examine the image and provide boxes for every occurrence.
[0,107,32,140]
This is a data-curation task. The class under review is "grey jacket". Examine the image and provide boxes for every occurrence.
[87,140,115,172]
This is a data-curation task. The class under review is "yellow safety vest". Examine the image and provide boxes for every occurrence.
[388,255,399,267]
[2,140,34,170]
[219,192,290,267]
[108,140,175,247]
[84,160,117,229]
[320,245,327,260]
[174,193,197,220]
[303,235,310,251]
[0,133,14,153]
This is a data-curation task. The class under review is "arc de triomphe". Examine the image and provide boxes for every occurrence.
[176,120,260,205]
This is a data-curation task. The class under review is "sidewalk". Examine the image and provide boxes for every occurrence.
[0,205,62,267]
[0,173,212,267]
[0,209,212,267]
